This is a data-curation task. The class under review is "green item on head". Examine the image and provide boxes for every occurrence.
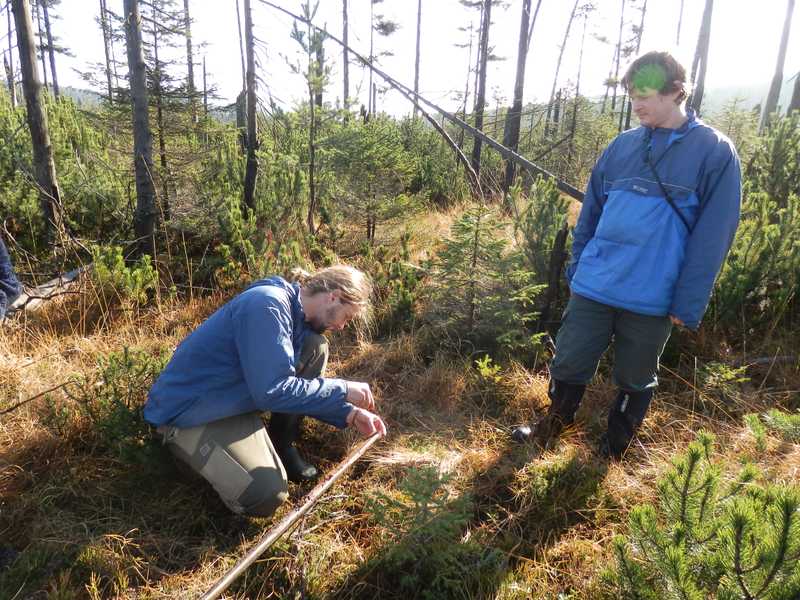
[631,63,667,94]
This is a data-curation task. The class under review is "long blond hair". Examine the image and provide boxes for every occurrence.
[291,264,372,316]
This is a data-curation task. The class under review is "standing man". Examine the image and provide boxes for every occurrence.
[145,265,387,517]
[513,51,741,458]
[0,236,22,319]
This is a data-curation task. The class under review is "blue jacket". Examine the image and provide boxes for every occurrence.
[0,237,22,318]
[144,277,353,429]
[566,110,741,329]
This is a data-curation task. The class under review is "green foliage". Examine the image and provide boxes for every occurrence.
[612,431,800,600]
[762,409,800,443]
[713,113,800,331]
[325,115,418,243]
[366,466,503,599]
[475,354,502,383]
[430,203,545,359]
[748,112,800,208]
[370,232,423,334]
[91,245,158,306]
[512,175,571,283]
[744,413,768,453]
[697,361,750,404]
[64,347,167,463]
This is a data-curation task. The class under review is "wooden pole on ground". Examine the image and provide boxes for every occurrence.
[199,433,383,600]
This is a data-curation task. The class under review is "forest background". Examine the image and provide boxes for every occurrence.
[1,0,800,598]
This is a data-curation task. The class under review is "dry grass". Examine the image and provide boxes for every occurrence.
[1,269,798,599]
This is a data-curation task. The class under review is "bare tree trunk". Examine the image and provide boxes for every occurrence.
[676,0,684,45]
[314,38,324,107]
[152,11,170,221]
[610,0,625,112]
[123,0,157,258]
[6,7,15,108]
[687,0,713,115]
[567,13,588,166]
[368,0,374,115]
[789,71,800,115]
[42,0,57,98]
[307,21,317,233]
[242,0,258,211]
[183,0,197,126]
[470,0,491,177]
[624,0,648,130]
[503,0,540,192]
[457,24,474,151]
[33,0,47,91]
[12,0,64,243]
[99,0,114,102]
[545,0,579,137]
[3,54,14,107]
[413,0,421,117]
[759,0,795,132]
[235,0,246,89]
[342,0,349,110]
[203,55,208,118]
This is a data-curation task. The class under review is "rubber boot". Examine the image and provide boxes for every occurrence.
[268,413,318,483]
[599,389,654,459]
[511,380,586,446]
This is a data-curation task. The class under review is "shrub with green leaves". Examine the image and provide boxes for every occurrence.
[366,466,503,599]
[64,347,167,463]
[611,431,800,600]
[429,203,545,359]
[91,244,158,306]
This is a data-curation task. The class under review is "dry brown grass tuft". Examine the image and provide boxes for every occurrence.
[2,257,799,599]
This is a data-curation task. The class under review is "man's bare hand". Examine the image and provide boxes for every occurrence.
[669,314,684,327]
[346,381,375,411]
[346,407,387,437]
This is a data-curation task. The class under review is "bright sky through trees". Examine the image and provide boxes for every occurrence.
[52,0,800,116]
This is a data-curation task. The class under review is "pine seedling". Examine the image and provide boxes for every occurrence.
[744,413,768,452]
[762,409,800,443]
[613,431,800,599]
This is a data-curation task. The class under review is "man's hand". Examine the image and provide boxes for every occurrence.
[669,314,685,327]
[346,381,375,411]
[346,407,387,437]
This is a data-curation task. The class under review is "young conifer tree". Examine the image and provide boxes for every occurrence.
[613,431,800,599]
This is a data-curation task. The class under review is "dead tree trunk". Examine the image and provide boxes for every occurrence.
[413,0,421,117]
[544,0,579,137]
[470,0,491,178]
[6,7,15,108]
[99,0,114,102]
[624,0,648,130]
[342,0,349,110]
[610,0,625,113]
[123,0,157,258]
[12,0,64,244]
[183,0,197,126]
[503,0,542,192]
[42,0,57,98]
[676,0,684,44]
[152,12,171,221]
[759,0,795,132]
[789,71,800,115]
[33,0,47,91]
[687,0,713,115]
[242,0,258,212]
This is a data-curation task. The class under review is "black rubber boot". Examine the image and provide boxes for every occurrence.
[268,413,318,483]
[512,380,586,446]
[599,389,654,459]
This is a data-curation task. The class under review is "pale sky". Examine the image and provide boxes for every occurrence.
[8,0,800,116]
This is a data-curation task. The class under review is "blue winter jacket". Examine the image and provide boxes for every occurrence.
[0,237,22,318]
[144,277,353,429]
[566,110,741,329]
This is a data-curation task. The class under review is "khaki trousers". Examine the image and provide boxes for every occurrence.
[159,332,329,516]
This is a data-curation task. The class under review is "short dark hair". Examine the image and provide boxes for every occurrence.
[621,51,687,103]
